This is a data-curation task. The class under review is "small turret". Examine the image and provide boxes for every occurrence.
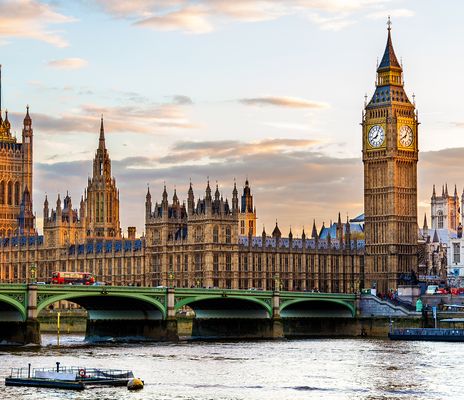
[232,180,238,214]
[188,181,194,215]
[261,226,266,247]
[145,186,152,219]
[43,195,49,220]
[432,184,436,199]
[311,219,318,239]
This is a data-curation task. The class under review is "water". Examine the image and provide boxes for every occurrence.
[0,334,463,399]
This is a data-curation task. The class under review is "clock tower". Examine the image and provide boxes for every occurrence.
[362,19,419,293]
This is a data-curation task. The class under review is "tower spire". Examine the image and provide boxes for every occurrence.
[99,114,105,149]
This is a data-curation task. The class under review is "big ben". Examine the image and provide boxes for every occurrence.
[362,19,418,293]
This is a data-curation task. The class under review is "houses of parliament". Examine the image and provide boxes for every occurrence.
[0,23,433,294]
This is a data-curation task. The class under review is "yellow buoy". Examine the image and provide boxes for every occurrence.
[127,378,144,391]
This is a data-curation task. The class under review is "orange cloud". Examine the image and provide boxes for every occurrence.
[47,58,88,69]
[0,0,74,47]
[239,96,329,109]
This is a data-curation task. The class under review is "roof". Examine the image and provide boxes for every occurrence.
[378,29,401,70]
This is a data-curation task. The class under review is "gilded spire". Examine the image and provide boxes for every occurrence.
[378,17,401,71]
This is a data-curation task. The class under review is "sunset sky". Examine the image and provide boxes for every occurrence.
[1,0,463,236]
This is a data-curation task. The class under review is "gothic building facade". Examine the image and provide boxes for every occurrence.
[0,96,34,237]
[0,21,426,294]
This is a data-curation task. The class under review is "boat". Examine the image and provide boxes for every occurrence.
[4,363,136,390]
[388,327,464,342]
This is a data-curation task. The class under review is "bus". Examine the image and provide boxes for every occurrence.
[51,272,95,285]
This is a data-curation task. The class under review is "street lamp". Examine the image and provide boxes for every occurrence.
[169,271,174,288]
[29,263,37,284]
[274,274,280,291]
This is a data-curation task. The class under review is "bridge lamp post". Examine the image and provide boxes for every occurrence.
[169,271,174,288]
[274,274,280,292]
[29,263,37,284]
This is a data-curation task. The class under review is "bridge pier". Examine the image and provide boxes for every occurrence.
[166,288,179,341]
[271,290,284,339]
[24,284,41,345]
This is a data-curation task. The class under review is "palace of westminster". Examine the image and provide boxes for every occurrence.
[0,23,446,294]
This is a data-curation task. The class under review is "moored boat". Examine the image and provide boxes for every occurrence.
[389,327,464,342]
[4,363,136,390]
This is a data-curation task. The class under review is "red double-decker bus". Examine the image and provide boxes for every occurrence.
[51,272,95,285]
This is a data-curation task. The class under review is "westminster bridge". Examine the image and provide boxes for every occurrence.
[0,284,361,344]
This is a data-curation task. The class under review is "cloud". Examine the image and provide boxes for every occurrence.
[135,5,213,34]
[239,96,329,109]
[8,100,198,136]
[171,95,194,105]
[92,0,400,34]
[47,58,88,69]
[0,0,74,47]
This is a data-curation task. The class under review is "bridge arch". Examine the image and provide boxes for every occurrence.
[280,298,355,318]
[0,294,26,321]
[37,293,166,319]
[175,295,272,318]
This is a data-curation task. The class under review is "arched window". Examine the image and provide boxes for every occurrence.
[14,182,20,205]
[0,181,4,204]
[225,226,231,244]
[7,181,12,205]
[213,226,219,243]
[438,210,444,229]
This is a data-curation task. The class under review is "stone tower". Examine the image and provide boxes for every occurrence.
[362,19,419,292]
[431,184,460,231]
[0,65,34,236]
[84,117,121,238]
[238,179,257,236]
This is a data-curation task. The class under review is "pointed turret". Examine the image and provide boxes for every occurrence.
[214,184,220,201]
[442,185,445,197]
[43,195,49,220]
[272,221,281,239]
[99,115,106,150]
[288,227,293,240]
[454,184,458,198]
[423,214,429,238]
[232,180,238,214]
[187,181,194,215]
[145,186,152,219]
[432,184,436,199]
[173,188,179,205]
[311,219,318,239]
[445,183,449,197]
[433,230,439,243]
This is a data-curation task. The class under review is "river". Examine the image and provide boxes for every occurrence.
[0,334,462,399]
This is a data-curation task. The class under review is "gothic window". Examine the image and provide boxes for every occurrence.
[184,255,188,272]
[7,181,12,205]
[213,226,219,243]
[226,254,232,271]
[213,254,219,273]
[0,181,4,204]
[453,243,460,264]
[14,182,20,205]
[225,226,231,244]
[240,220,245,235]
[438,210,444,229]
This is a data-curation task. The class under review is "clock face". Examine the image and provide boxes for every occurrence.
[368,125,385,148]
[399,125,413,147]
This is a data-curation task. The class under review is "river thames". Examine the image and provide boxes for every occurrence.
[0,335,462,399]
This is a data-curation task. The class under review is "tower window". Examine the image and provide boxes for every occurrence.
[437,210,444,229]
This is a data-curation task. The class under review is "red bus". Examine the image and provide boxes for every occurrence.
[51,272,95,285]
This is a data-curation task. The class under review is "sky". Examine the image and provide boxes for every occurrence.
[1,0,464,237]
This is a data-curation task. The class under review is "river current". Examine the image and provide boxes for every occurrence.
[0,334,462,399]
